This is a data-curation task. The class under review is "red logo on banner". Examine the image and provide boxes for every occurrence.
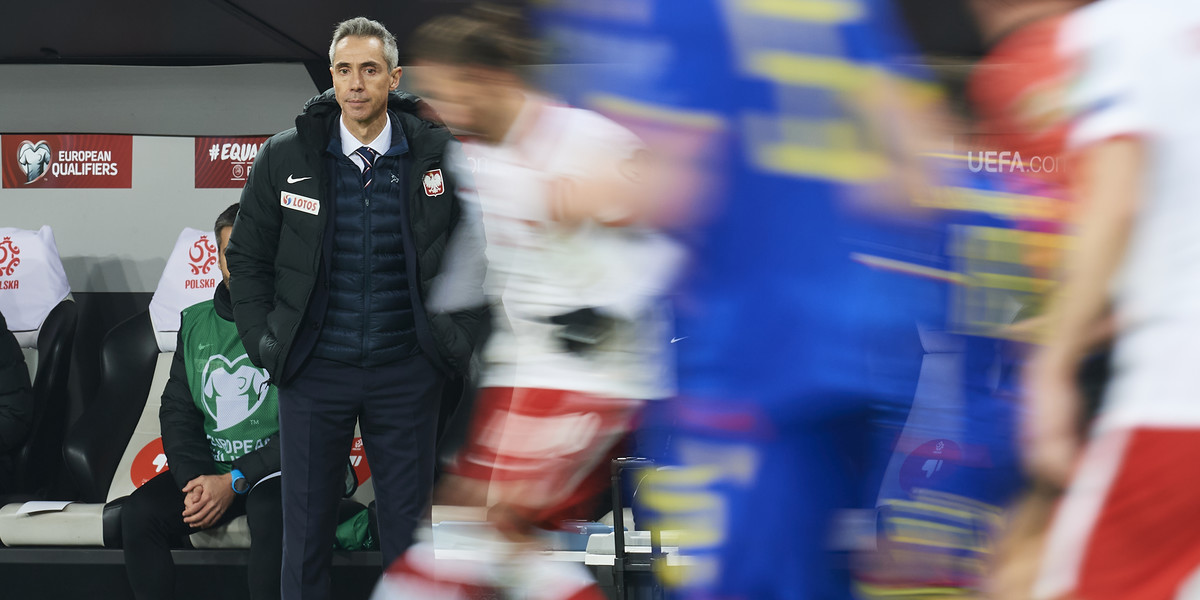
[350,437,372,485]
[131,437,169,489]
[195,136,269,188]
[2,135,132,188]
[188,235,218,276]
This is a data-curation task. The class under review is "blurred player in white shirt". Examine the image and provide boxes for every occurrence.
[1025,1,1200,598]
[373,5,678,599]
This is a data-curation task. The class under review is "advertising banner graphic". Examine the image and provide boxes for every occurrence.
[195,136,268,188]
[131,437,169,488]
[2,134,133,188]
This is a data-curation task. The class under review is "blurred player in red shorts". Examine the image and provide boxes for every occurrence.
[1024,1,1200,598]
[372,5,678,599]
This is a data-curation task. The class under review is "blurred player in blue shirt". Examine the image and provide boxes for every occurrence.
[537,1,1031,598]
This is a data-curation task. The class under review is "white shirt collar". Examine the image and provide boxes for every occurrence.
[339,115,392,170]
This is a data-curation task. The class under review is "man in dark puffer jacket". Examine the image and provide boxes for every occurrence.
[225,16,486,600]
[0,311,32,460]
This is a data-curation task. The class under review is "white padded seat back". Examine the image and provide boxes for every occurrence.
[148,228,219,352]
[0,226,69,349]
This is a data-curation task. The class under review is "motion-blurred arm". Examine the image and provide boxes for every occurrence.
[1025,136,1145,485]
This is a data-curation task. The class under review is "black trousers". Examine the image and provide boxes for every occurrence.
[279,354,444,600]
[121,471,283,600]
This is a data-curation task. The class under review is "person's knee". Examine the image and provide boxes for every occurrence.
[246,478,283,542]
[120,488,159,540]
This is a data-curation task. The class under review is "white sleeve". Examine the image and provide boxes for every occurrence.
[1059,1,1150,149]
[427,142,489,313]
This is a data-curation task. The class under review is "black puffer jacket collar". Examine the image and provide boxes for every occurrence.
[295,88,443,148]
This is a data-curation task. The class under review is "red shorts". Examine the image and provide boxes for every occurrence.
[448,387,643,527]
[1036,428,1200,600]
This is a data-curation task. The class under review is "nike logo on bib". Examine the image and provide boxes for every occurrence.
[286,174,312,184]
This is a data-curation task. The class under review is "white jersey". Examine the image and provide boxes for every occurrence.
[437,98,679,399]
[1059,0,1200,429]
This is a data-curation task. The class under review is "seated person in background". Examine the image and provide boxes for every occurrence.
[122,203,282,600]
[0,309,33,489]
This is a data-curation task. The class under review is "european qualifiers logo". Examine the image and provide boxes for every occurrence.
[16,141,51,184]
[2,134,132,189]
[186,234,218,289]
[0,237,20,290]
[200,354,272,461]
[17,139,119,179]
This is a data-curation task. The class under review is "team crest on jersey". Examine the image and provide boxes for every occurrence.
[422,169,445,197]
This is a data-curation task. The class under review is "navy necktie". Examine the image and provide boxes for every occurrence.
[354,146,380,189]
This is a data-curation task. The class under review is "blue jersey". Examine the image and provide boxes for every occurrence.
[541,0,943,410]
[540,3,1039,599]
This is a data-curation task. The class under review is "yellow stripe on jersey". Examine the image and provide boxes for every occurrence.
[855,583,975,598]
[748,51,879,92]
[883,499,982,523]
[742,112,891,181]
[755,143,890,181]
[748,51,940,103]
[740,0,865,23]
[588,94,726,131]
[639,489,721,512]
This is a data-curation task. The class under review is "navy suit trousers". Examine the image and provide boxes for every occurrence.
[278,353,444,600]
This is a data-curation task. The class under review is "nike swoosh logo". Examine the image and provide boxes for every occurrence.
[670,336,688,344]
[286,175,312,184]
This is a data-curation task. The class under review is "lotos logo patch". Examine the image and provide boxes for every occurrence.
[281,191,320,215]
[422,169,445,197]
[201,353,271,432]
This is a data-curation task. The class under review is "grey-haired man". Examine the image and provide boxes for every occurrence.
[226,17,486,600]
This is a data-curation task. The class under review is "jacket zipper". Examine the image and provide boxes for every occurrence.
[362,162,372,364]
